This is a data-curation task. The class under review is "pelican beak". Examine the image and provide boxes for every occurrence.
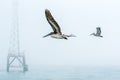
[90,33,93,36]
[70,34,76,37]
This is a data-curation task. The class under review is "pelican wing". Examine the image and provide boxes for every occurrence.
[96,27,101,35]
[45,9,62,34]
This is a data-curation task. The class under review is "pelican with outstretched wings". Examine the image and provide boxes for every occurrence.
[43,9,75,40]
[90,27,103,37]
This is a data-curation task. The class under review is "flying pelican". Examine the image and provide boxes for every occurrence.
[43,9,76,40]
[90,27,103,37]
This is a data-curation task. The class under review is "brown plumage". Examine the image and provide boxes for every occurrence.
[45,9,62,34]
[43,9,76,39]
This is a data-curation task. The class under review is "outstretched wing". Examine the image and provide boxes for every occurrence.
[45,9,62,34]
[96,27,101,35]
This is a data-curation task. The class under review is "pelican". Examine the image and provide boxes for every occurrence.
[90,27,103,37]
[43,9,75,40]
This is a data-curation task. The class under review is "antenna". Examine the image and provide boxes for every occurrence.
[7,0,28,72]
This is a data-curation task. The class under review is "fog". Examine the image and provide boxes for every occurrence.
[0,0,120,68]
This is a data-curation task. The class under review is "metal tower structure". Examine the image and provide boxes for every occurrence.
[7,0,28,72]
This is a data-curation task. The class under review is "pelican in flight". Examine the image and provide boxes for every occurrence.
[90,27,103,37]
[43,9,75,40]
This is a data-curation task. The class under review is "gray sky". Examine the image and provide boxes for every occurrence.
[0,0,120,68]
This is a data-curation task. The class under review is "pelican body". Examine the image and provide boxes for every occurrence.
[43,9,75,40]
[90,27,103,37]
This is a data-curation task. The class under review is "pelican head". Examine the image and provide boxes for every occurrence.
[63,34,76,37]
[90,33,96,36]
[62,34,76,39]
[69,34,76,37]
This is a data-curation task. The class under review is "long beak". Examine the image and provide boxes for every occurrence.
[90,34,92,36]
[43,32,53,38]
[71,34,76,37]
[69,34,76,37]
[90,33,93,36]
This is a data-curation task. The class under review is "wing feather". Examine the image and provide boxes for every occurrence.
[96,27,101,35]
[45,9,62,34]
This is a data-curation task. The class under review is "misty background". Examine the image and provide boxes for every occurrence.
[0,0,120,69]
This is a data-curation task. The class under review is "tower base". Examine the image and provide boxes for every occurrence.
[7,53,28,72]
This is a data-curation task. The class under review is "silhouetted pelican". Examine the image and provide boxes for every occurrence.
[90,27,103,37]
[43,9,76,40]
